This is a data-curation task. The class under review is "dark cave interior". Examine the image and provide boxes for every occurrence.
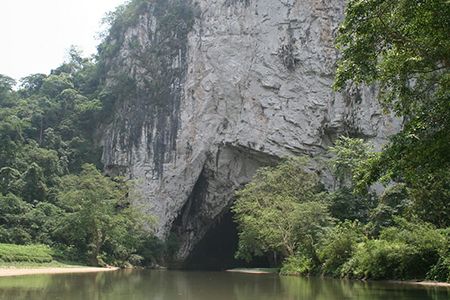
[183,210,271,270]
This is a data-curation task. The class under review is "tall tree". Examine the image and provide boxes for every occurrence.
[334,0,450,226]
[56,164,148,265]
[232,158,331,262]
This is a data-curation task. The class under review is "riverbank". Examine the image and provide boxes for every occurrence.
[382,280,450,288]
[226,268,279,274]
[0,265,118,277]
[226,268,450,287]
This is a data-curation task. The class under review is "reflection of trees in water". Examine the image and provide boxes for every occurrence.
[231,274,283,300]
[278,276,354,300]
[278,276,449,300]
[0,275,53,300]
[0,271,448,300]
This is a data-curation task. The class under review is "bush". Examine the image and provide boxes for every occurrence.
[342,220,448,280]
[280,255,313,276]
[328,188,377,223]
[233,157,331,261]
[427,256,450,283]
[0,244,53,263]
[380,220,445,279]
[427,228,450,282]
[318,221,365,276]
[342,239,412,279]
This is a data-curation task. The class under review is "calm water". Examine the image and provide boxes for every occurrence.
[0,270,448,300]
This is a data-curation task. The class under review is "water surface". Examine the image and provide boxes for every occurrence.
[0,270,448,300]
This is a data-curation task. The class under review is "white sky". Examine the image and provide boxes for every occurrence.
[0,0,127,81]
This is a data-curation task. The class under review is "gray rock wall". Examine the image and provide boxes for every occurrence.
[100,0,400,262]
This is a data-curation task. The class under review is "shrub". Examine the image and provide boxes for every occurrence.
[342,239,412,279]
[318,221,365,276]
[342,220,448,280]
[427,256,450,283]
[0,244,53,263]
[379,220,445,279]
[233,157,331,260]
[427,228,450,282]
[280,255,313,276]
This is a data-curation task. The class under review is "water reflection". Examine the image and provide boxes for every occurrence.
[0,270,448,300]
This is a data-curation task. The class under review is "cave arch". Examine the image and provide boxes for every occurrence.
[182,210,270,270]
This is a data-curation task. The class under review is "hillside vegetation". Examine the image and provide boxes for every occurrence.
[233,0,449,282]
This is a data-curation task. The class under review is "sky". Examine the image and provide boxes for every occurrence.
[0,0,126,81]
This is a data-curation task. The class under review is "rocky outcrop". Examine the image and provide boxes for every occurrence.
[100,0,400,262]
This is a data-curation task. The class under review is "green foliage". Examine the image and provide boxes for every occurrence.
[427,228,450,282]
[328,137,378,223]
[54,164,152,266]
[0,193,33,244]
[0,75,16,106]
[408,169,450,227]
[280,254,313,276]
[318,221,365,276]
[366,184,411,236]
[235,142,448,282]
[0,244,53,263]
[17,163,47,203]
[0,0,179,268]
[335,0,449,113]
[97,0,195,117]
[334,0,450,228]
[342,220,448,280]
[342,239,411,280]
[41,74,74,98]
[329,137,377,188]
[233,157,332,263]
[328,187,377,223]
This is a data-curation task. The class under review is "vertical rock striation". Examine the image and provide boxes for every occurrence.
[100,0,400,262]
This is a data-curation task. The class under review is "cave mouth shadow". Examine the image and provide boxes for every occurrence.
[182,210,271,271]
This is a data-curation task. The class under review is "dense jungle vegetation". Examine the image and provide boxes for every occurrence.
[0,0,169,267]
[233,0,449,281]
[0,0,192,268]
[0,49,160,267]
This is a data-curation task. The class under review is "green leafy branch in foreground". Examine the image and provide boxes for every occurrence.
[334,0,450,226]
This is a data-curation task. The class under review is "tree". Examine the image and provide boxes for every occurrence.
[328,137,378,223]
[334,0,450,227]
[0,74,16,107]
[329,137,377,189]
[232,157,332,263]
[55,164,149,265]
[41,74,74,98]
[17,163,47,203]
[19,74,46,98]
[0,193,32,244]
[0,167,21,195]
[318,220,365,276]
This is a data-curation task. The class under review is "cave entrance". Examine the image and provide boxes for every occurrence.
[183,210,270,270]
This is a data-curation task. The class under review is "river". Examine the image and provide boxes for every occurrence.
[0,270,448,299]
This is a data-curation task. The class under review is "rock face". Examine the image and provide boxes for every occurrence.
[100,0,399,262]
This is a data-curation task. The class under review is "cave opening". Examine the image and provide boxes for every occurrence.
[183,210,271,271]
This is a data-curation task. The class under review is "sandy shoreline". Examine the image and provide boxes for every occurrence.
[226,268,279,274]
[383,280,450,288]
[0,267,119,277]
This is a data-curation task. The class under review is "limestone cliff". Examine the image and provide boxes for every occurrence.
[99,0,400,262]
